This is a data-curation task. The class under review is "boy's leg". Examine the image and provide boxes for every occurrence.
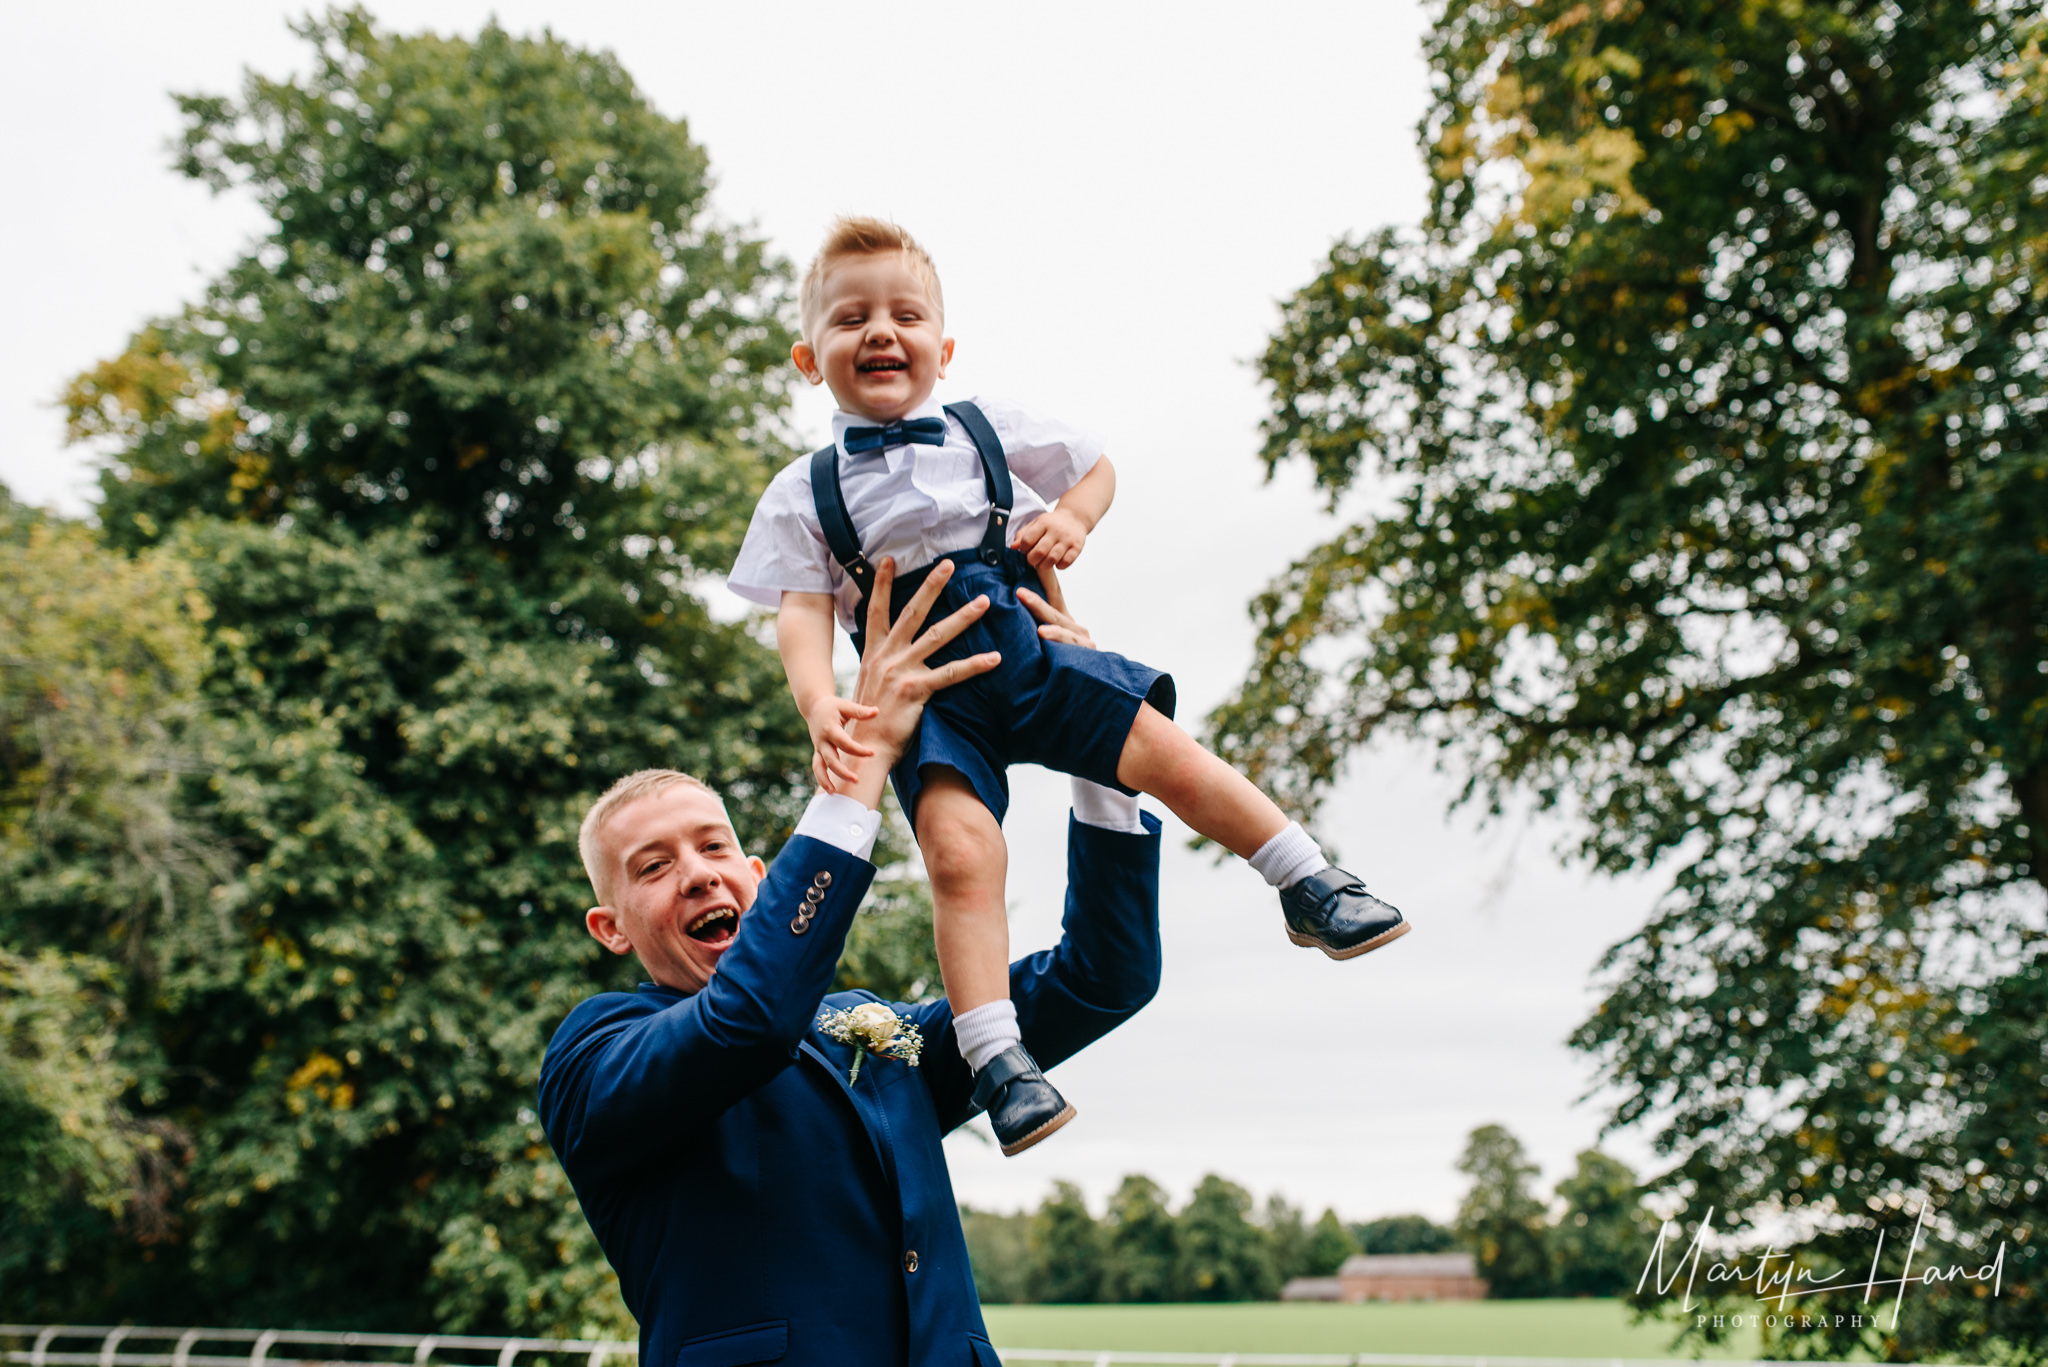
[1114,703,1409,959]
[915,768,1078,1154]
[917,770,1012,1016]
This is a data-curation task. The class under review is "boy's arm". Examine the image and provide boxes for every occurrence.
[777,590,873,791]
[1010,455,1115,570]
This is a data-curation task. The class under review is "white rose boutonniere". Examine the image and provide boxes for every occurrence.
[816,1002,924,1084]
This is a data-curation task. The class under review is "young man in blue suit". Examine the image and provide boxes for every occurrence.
[539,559,1166,1367]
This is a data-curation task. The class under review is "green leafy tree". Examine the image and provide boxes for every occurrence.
[1102,1174,1181,1303]
[1455,1125,1552,1298]
[1215,0,2046,1355]
[0,494,221,1287]
[959,1205,1031,1306]
[4,10,827,1335]
[1026,1180,1106,1304]
[1262,1193,1312,1283]
[1176,1174,1279,1302]
[1548,1150,1653,1297]
[1306,1207,1358,1275]
[1352,1213,1457,1255]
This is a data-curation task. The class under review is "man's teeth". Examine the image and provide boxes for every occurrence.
[688,908,736,937]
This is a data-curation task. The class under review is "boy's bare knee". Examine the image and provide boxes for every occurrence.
[915,779,1004,892]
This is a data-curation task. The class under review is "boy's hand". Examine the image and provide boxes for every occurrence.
[805,694,878,792]
[1010,507,1089,570]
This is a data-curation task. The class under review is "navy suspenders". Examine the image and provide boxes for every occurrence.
[809,401,1016,629]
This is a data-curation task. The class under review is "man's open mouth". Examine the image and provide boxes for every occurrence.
[857,358,908,373]
[687,908,737,944]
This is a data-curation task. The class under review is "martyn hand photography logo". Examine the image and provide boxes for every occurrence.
[1639,1203,2009,1333]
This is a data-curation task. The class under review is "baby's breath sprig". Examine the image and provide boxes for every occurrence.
[815,1001,923,1084]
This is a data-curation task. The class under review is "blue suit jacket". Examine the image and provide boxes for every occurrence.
[539,811,1162,1367]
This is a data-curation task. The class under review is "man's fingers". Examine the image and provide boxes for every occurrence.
[886,557,954,644]
[1017,587,1068,627]
[928,651,1001,689]
[911,592,990,657]
[861,555,899,642]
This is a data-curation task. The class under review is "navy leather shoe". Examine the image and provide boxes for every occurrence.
[970,1045,1077,1156]
[1280,867,1409,959]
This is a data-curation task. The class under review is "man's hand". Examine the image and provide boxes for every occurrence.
[1009,507,1090,570]
[834,557,1002,810]
[1018,570,1097,650]
[805,694,876,793]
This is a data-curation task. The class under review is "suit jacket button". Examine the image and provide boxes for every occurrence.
[904,1249,919,1273]
[814,871,833,888]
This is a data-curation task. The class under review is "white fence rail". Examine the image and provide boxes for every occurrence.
[0,1328,636,1367]
[993,1355,1862,1367]
[3,1327,1872,1367]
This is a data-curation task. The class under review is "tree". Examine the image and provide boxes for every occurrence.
[1548,1150,1652,1297]
[7,10,821,1335]
[1455,1126,1552,1298]
[1305,1208,1358,1275]
[1352,1213,1457,1255]
[1262,1194,1312,1283]
[1102,1174,1180,1303]
[1176,1174,1279,1302]
[959,1205,1031,1306]
[1215,0,2046,1355]
[0,494,219,1289]
[1026,1181,1105,1304]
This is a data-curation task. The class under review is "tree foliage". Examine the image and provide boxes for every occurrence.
[1026,1180,1107,1304]
[1216,1,2047,1355]
[1,10,831,1335]
[1102,1174,1181,1303]
[1176,1174,1280,1303]
[1455,1124,1553,1298]
[1306,1207,1360,1275]
[1550,1149,1655,1298]
[1352,1212,1459,1256]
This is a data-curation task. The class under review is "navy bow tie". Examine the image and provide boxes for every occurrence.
[843,417,947,455]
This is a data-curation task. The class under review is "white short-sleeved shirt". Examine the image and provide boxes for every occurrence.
[726,395,1103,631]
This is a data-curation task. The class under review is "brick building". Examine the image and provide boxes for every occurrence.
[1280,1251,1488,1302]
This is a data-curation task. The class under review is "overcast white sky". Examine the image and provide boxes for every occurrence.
[5,1,1673,1223]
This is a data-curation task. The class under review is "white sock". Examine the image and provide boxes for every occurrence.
[953,999,1021,1073]
[1248,821,1330,890]
[1070,777,1145,833]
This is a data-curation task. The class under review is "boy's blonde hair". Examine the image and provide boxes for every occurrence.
[577,768,720,906]
[798,216,945,349]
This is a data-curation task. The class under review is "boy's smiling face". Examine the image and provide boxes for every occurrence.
[793,251,953,423]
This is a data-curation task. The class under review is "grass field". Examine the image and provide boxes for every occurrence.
[981,1299,1769,1358]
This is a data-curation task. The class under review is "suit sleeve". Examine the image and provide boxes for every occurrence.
[922,811,1162,1131]
[539,834,876,1181]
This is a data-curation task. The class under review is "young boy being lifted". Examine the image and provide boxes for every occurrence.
[727,218,1408,1156]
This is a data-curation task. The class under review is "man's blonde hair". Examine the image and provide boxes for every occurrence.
[578,768,720,906]
[798,216,945,349]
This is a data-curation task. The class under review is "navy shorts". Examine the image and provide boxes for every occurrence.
[855,548,1176,825]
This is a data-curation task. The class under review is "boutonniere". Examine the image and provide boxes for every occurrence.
[816,1002,923,1084]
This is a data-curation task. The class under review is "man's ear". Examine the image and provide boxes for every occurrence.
[585,906,633,956]
[748,855,767,880]
[937,336,954,376]
[791,342,823,384]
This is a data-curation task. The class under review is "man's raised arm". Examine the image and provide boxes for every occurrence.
[540,559,1000,1178]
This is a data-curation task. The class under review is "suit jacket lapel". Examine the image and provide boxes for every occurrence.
[798,1038,896,1185]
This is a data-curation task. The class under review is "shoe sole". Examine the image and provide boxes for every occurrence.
[1288,918,1411,961]
[999,1101,1079,1157]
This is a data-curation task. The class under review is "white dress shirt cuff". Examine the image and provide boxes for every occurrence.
[792,792,883,861]
[1070,777,1146,834]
